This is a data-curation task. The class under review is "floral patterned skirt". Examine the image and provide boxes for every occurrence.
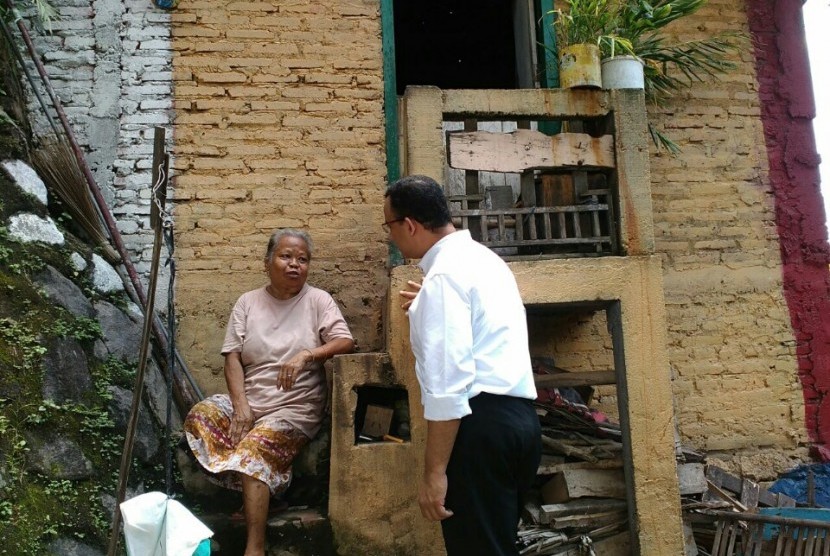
[183,394,309,496]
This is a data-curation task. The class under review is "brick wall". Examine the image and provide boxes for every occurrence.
[649,0,808,468]
[748,0,830,460]
[23,0,174,287]
[17,0,817,474]
[170,0,388,393]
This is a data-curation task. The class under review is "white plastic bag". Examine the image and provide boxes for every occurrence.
[120,491,213,556]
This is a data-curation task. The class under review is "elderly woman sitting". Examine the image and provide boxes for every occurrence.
[184,229,354,556]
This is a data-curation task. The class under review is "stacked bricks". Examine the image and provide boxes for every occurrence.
[170,0,389,392]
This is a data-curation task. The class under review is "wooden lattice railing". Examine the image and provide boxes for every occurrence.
[449,188,616,258]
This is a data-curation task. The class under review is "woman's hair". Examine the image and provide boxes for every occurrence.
[264,229,314,263]
[385,175,452,230]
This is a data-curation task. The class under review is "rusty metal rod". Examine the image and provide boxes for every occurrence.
[4,3,201,408]
[0,13,60,136]
[106,183,165,556]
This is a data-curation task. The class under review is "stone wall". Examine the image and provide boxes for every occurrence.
[169,0,388,393]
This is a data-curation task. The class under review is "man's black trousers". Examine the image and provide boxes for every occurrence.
[441,392,541,556]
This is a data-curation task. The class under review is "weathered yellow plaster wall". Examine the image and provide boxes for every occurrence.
[329,266,444,556]
[170,0,389,393]
[514,257,684,556]
[647,1,807,471]
[335,261,684,555]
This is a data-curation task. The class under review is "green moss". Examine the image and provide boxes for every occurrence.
[0,208,161,553]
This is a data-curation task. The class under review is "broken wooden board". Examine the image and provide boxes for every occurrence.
[538,458,623,476]
[704,466,796,508]
[361,405,393,438]
[551,510,627,531]
[541,468,626,504]
[534,369,616,388]
[540,498,627,524]
[678,462,707,496]
[447,129,615,173]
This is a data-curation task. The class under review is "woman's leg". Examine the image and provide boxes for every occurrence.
[241,474,270,556]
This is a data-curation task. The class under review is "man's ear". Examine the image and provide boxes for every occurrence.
[403,217,418,236]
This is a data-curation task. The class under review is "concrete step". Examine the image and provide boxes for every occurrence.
[197,506,336,556]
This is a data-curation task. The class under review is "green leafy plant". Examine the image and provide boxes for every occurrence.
[548,0,744,153]
[606,0,744,152]
[50,316,102,342]
[550,0,632,53]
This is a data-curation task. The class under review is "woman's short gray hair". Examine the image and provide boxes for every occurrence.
[264,229,313,263]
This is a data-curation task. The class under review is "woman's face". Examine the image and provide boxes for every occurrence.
[266,236,310,296]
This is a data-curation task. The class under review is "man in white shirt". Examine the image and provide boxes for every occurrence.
[383,175,541,556]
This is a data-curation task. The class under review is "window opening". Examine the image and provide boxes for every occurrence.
[353,385,410,445]
[393,0,542,94]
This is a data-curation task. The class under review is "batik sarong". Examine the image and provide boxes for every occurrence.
[184,394,309,495]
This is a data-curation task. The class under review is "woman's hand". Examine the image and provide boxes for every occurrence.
[399,279,422,313]
[278,350,313,390]
[229,403,254,446]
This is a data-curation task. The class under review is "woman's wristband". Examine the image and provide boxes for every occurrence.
[304,348,315,363]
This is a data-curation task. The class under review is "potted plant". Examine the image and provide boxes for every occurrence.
[606,0,743,151]
[550,0,742,152]
[550,0,631,89]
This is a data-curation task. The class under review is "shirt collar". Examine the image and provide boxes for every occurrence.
[418,230,470,274]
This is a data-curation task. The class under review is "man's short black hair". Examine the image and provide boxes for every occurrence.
[385,175,452,230]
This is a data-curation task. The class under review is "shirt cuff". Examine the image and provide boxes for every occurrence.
[423,392,472,421]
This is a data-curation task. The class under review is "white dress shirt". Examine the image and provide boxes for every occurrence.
[408,230,537,421]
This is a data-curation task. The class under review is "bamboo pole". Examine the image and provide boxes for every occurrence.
[106,128,169,556]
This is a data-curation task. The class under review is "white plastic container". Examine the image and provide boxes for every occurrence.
[601,55,645,90]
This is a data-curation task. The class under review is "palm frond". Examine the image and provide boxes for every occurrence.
[648,122,681,154]
[637,32,744,102]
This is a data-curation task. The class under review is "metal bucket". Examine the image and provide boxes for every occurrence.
[559,44,602,89]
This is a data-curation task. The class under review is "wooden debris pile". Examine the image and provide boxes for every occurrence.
[519,363,630,555]
[518,360,810,555]
[680,463,799,554]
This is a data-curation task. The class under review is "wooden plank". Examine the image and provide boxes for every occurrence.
[540,499,627,524]
[741,477,761,510]
[706,466,782,507]
[551,511,626,531]
[678,463,707,496]
[534,370,616,388]
[538,173,575,207]
[442,88,610,119]
[541,436,599,463]
[523,499,542,525]
[447,130,615,173]
[541,469,626,504]
[538,457,623,476]
[361,405,393,437]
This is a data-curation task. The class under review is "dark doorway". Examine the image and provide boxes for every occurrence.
[393,0,519,95]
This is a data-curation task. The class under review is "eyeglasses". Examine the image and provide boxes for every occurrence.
[381,217,405,233]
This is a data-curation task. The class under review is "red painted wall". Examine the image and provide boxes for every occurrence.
[747,0,830,459]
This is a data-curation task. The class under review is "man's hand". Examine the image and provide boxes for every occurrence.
[418,470,454,521]
[399,279,422,312]
[229,404,253,446]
